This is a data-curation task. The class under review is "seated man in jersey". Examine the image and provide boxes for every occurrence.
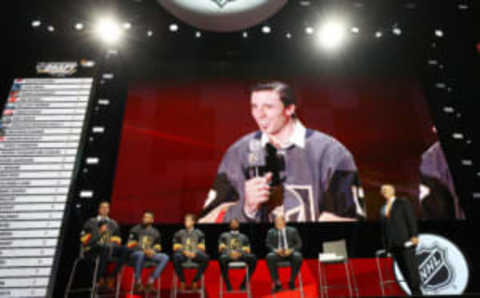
[218,218,257,291]
[80,201,130,290]
[200,81,365,223]
[127,210,169,292]
[172,214,210,291]
[266,214,303,292]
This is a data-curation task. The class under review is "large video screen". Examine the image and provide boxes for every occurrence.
[110,53,463,224]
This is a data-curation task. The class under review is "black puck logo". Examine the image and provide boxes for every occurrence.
[394,234,469,295]
[417,245,453,291]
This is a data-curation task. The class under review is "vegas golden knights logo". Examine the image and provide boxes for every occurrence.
[185,238,196,252]
[230,238,239,250]
[141,236,153,250]
[100,230,111,244]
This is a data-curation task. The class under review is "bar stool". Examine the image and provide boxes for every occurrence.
[171,260,205,298]
[65,247,123,298]
[64,248,100,298]
[219,261,252,298]
[119,260,162,298]
[273,261,304,298]
[318,240,358,298]
[375,249,397,296]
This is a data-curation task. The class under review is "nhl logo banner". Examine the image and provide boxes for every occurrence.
[157,0,287,32]
[394,234,469,295]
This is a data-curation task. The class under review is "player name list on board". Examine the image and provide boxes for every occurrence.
[0,78,93,297]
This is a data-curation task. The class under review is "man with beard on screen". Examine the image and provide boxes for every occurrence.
[200,81,366,223]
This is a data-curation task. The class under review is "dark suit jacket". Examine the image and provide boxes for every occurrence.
[380,198,418,250]
[266,226,302,252]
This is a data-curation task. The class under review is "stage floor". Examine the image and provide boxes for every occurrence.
[117,258,405,297]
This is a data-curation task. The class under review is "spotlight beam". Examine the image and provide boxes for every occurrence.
[95,17,122,45]
[317,18,347,50]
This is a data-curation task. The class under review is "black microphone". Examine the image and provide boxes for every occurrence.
[248,139,266,178]
[265,143,286,186]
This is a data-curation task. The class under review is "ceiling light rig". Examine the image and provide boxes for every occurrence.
[261,25,271,34]
[94,17,122,45]
[169,23,179,32]
[316,18,348,51]
[31,20,41,28]
[30,15,420,48]
[392,26,402,36]
[74,23,84,31]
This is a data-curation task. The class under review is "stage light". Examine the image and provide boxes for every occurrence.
[74,23,84,31]
[31,20,41,28]
[86,157,100,165]
[351,27,359,33]
[392,27,402,36]
[147,30,153,37]
[443,106,454,113]
[435,29,444,37]
[79,190,94,198]
[94,17,122,44]
[195,31,202,38]
[286,32,292,39]
[242,31,248,38]
[169,23,179,32]
[299,1,311,7]
[98,99,110,105]
[123,22,132,30]
[458,4,469,10]
[92,126,105,133]
[47,25,55,32]
[262,25,271,34]
[305,26,314,35]
[375,31,383,38]
[316,19,347,50]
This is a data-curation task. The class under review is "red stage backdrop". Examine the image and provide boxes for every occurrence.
[111,77,436,224]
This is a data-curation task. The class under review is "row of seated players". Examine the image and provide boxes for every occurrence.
[80,201,303,294]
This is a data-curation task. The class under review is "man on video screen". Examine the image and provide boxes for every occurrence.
[200,81,366,223]
[419,140,465,220]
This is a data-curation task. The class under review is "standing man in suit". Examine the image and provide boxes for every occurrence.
[218,218,257,291]
[172,214,210,291]
[380,184,422,296]
[265,214,303,292]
